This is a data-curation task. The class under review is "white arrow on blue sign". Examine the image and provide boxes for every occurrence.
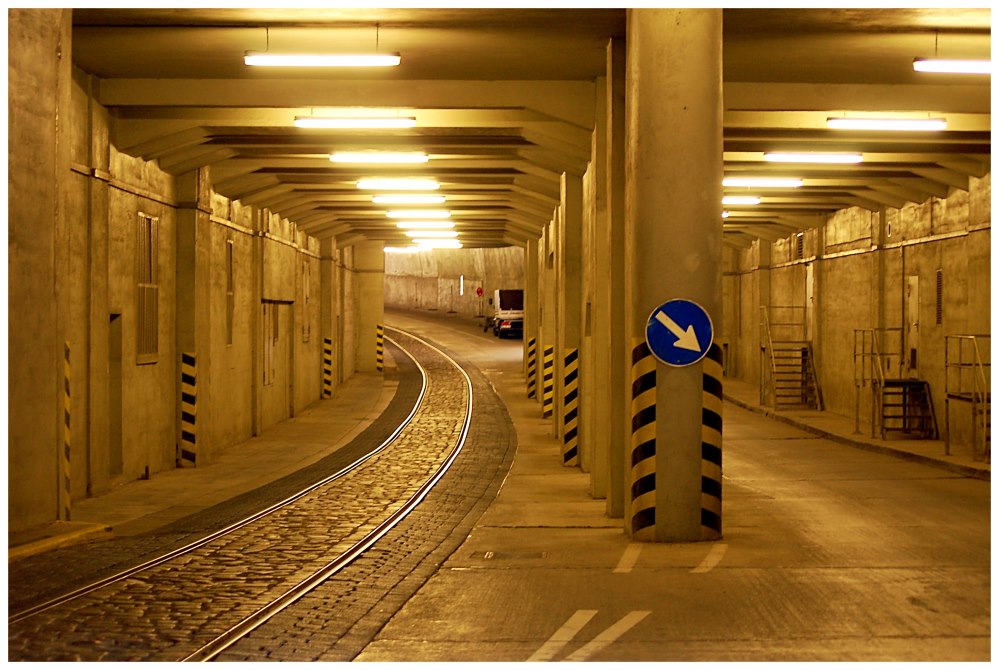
[645,299,714,367]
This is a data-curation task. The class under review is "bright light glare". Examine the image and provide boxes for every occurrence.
[414,239,463,249]
[331,152,428,164]
[722,196,761,205]
[404,230,458,238]
[384,246,422,254]
[356,178,440,190]
[764,152,863,164]
[913,59,991,74]
[827,117,948,131]
[723,178,804,188]
[295,117,417,129]
[394,221,455,229]
[245,52,401,67]
[373,194,445,204]
[385,210,451,219]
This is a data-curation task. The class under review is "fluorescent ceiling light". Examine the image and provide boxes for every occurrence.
[913,58,991,74]
[384,246,422,254]
[331,151,428,164]
[395,221,455,229]
[386,209,450,219]
[356,178,440,190]
[295,116,416,129]
[722,196,761,205]
[414,239,463,249]
[827,117,948,131]
[723,177,804,188]
[373,194,445,204]
[245,52,401,67]
[764,152,863,164]
[404,230,458,238]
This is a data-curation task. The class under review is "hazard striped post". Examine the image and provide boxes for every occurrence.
[179,352,197,467]
[61,342,72,521]
[375,324,385,372]
[700,343,724,539]
[629,338,657,541]
[541,344,555,418]
[526,337,538,399]
[562,348,580,466]
[322,337,334,398]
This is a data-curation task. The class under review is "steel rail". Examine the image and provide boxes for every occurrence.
[8,333,429,626]
[180,326,474,661]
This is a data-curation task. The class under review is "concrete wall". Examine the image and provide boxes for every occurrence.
[723,174,991,454]
[384,246,525,317]
[7,10,374,534]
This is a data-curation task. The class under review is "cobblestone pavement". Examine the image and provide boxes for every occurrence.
[8,330,515,662]
[216,333,517,661]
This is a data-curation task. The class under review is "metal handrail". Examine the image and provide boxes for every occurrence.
[970,336,990,403]
[765,305,808,343]
[760,306,777,407]
[853,328,904,437]
[970,337,991,463]
[945,334,991,460]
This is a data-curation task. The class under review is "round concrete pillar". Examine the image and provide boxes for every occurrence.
[624,8,724,542]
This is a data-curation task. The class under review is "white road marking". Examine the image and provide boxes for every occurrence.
[526,609,598,662]
[613,543,643,573]
[691,542,728,573]
[563,610,652,662]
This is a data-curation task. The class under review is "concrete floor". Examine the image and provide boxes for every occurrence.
[9,307,989,662]
[361,309,990,662]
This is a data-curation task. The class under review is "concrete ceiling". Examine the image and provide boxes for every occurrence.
[70,8,991,249]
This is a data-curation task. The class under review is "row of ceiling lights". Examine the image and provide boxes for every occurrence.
[246,40,990,250]
[244,50,992,75]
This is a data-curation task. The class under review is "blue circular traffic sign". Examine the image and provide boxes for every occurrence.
[645,299,714,367]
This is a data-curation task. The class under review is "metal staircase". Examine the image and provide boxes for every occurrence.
[880,379,938,439]
[761,307,821,410]
[853,328,937,440]
[945,335,991,462]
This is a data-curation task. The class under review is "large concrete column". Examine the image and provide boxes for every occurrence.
[8,9,72,531]
[319,235,339,398]
[605,37,629,518]
[589,37,629,509]
[586,75,609,495]
[624,9,724,542]
[353,241,385,373]
[524,236,541,398]
[557,174,584,467]
[541,216,558,422]
[756,241,772,404]
[175,167,215,466]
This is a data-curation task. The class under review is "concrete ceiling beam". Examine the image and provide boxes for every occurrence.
[726,82,989,115]
[98,79,597,130]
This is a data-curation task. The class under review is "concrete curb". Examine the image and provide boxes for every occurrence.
[9,521,113,562]
[724,394,991,482]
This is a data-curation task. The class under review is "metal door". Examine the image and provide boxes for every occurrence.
[906,275,919,377]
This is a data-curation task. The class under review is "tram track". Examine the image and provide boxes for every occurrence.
[8,327,475,662]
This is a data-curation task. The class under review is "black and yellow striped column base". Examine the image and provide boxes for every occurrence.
[179,352,197,467]
[541,344,555,419]
[562,348,579,466]
[700,342,724,540]
[322,337,334,398]
[526,337,538,399]
[62,342,72,521]
[375,324,385,372]
[629,338,656,541]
